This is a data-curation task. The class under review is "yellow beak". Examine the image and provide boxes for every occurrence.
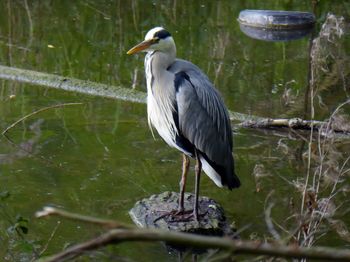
[127,39,155,55]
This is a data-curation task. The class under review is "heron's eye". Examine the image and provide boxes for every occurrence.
[154,29,171,39]
[153,37,160,43]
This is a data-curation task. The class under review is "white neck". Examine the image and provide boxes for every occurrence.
[150,48,176,72]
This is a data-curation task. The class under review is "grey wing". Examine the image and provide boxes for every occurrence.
[170,59,232,148]
[170,61,240,189]
[186,69,233,149]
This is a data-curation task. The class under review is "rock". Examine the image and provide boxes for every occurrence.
[129,191,235,237]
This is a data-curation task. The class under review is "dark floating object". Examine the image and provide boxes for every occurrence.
[129,191,235,237]
[238,10,315,41]
[238,10,315,29]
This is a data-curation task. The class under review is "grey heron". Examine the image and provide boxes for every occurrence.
[127,27,240,221]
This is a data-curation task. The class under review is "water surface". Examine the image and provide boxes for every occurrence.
[0,1,349,261]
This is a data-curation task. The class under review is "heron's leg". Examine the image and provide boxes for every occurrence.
[193,151,202,221]
[178,154,190,212]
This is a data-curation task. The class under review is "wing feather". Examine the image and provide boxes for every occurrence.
[169,59,240,189]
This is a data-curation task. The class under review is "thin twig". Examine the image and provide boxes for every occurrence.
[32,221,61,261]
[131,67,138,90]
[81,1,110,19]
[23,0,33,50]
[7,0,13,66]
[264,203,280,241]
[36,206,132,229]
[303,99,350,246]
[2,102,83,136]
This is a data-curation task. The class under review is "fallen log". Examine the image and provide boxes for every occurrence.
[0,65,146,104]
[1,65,349,136]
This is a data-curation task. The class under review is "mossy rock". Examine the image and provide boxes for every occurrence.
[129,191,235,237]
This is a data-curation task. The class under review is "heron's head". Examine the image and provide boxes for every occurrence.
[127,27,175,55]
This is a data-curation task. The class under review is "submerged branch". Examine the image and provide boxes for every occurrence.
[36,207,350,262]
[0,65,146,103]
[1,65,350,135]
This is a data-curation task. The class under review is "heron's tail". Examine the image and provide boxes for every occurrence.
[226,154,240,189]
[199,153,240,189]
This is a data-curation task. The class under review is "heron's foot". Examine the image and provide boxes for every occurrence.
[153,209,203,223]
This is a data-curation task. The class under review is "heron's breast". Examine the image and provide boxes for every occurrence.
[147,91,177,147]
[145,53,178,147]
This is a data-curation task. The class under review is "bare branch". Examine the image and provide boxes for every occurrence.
[32,221,61,261]
[36,207,350,262]
[41,227,350,262]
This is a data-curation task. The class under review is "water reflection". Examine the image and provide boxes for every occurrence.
[0,119,43,164]
[239,24,314,42]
